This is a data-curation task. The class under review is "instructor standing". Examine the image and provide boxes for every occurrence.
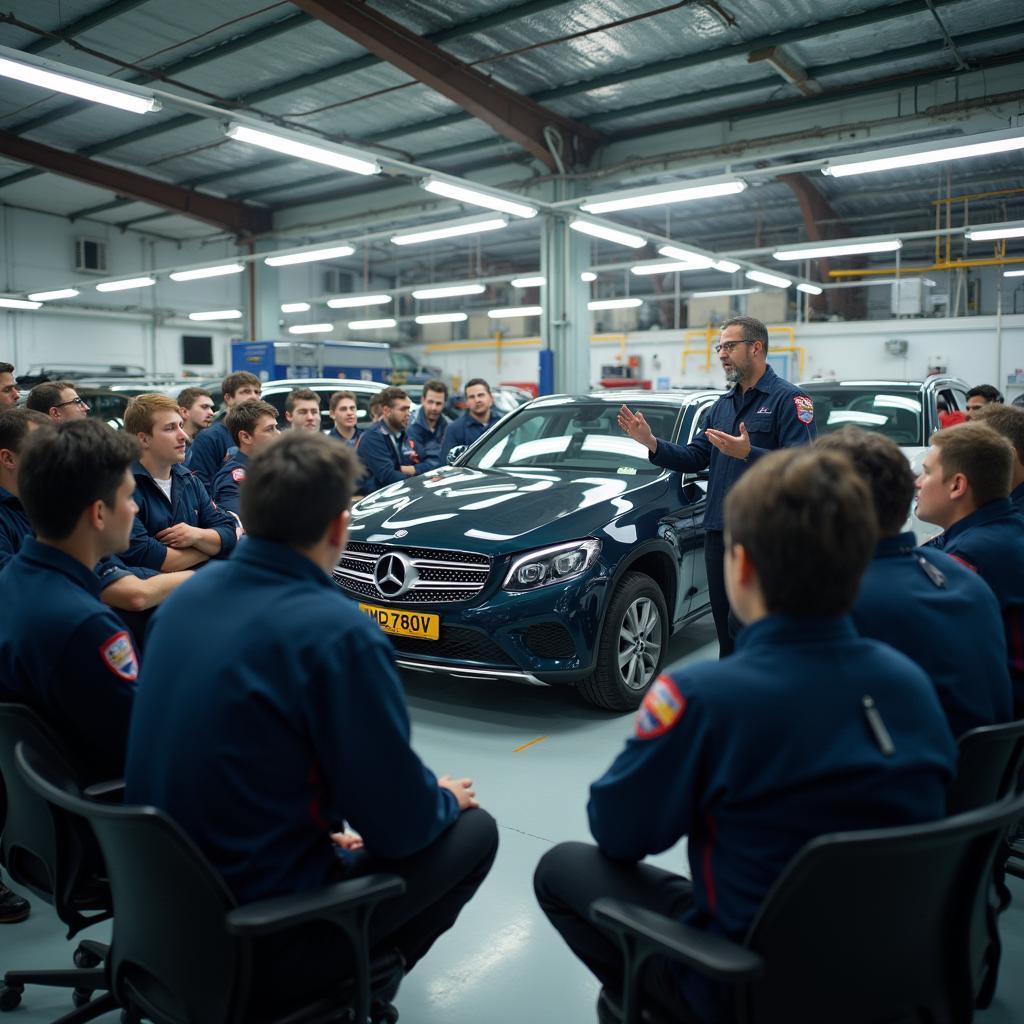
[619,315,816,656]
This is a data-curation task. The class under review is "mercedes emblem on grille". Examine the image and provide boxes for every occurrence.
[373,552,418,598]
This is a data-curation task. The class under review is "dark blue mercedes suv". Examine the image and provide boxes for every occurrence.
[334,389,722,709]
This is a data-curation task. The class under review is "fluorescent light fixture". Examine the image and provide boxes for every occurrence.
[588,298,643,310]
[96,277,156,292]
[188,309,242,321]
[415,312,468,324]
[580,272,597,282]
[570,219,646,249]
[265,245,355,267]
[0,50,159,114]
[280,302,311,313]
[288,323,334,334]
[657,245,715,269]
[821,128,1024,177]
[27,288,78,301]
[349,318,397,330]
[773,239,902,261]
[745,270,792,289]
[1004,269,1024,278]
[421,178,536,219]
[965,222,1024,241]
[412,283,485,300]
[170,263,245,282]
[488,306,543,319]
[391,217,508,246]
[631,261,704,276]
[691,287,761,297]
[226,122,380,176]
[712,259,741,274]
[0,297,41,309]
[580,179,746,214]
[327,294,392,309]
[796,283,823,295]
[510,276,545,288]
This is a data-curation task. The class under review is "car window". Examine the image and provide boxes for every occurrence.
[803,386,923,446]
[687,402,716,443]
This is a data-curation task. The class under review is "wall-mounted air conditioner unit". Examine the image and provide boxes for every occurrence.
[74,237,108,274]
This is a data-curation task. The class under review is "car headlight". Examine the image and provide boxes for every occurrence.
[503,539,601,592]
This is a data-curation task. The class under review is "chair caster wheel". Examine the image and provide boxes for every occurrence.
[371,1000,399,1024]
[74,944,102,969]
[72,988,93,1008]
[0,984,23,1012]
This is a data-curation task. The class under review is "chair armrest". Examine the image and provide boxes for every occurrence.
[83,779,125,802]
[226,873,406,937]
[591,898,764,983]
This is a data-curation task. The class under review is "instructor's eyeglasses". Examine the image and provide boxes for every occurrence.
[714,339,753,355]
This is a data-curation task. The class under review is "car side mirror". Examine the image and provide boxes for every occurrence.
[447,445,467,465]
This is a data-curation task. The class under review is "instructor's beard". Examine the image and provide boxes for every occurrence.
[723,365,740,384]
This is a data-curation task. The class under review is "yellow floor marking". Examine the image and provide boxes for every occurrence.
[513,735,549,753]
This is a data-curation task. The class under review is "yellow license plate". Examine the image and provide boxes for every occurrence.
[359,603,440,640]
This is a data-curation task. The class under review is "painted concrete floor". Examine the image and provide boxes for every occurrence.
[4,613,1024,1023]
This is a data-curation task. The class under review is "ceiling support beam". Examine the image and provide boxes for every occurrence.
[22,0,152,54]
[287,0,601,171]
[0,132,271,236]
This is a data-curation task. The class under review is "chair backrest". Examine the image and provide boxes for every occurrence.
[0,702,103,934]
[16,740,247,1024]
[947,718,1024,814]
[740,792,1024,1024]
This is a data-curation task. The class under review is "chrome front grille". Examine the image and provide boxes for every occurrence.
[333,541,490,604]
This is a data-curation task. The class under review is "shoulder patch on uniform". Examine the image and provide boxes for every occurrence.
[793,394,814,425]
[99,630,139,682]
[948,553,978,573]
[231,467,246,483]
[635,675,687,740]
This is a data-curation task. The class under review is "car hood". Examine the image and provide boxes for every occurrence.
[348,465,670,556]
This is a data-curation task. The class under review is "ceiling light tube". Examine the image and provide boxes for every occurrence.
[189,309,242,321]
[280,302,311,313]
[581,272,597,282]
[588,298,643,310]
[1004,269,1024,278]
[712,259,741,274]
[965,222,1024,241]
[170,263,245,281]
[265,245,355,267]
[0,48,160,114]
[657,245,714,269]
[391,217,508,246]
[510,276,545,288]
[580,179,746,214]
[412,283,485,300]
[0,297,42,309]
[27,288,79,301]
[796,283,823,295]
[773,239,902,261]
[415,313,468,324]
[226,122,380,176]
[96,277,156,292]
[821,128,1024,177]
[745,270,792,289]
[288,323,334,334]
[488,306,543,319]
[421,178,536,219]
[631,261,704,276]
[327,294,392,309]
[570,219,646,249]
[349,318,397,330]
[691,287,762,297]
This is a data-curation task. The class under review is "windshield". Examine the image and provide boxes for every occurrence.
[804,386,923,446]
[464,401,680,475]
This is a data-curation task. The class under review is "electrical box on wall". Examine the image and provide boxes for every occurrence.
[885,338,908,356]
[891,279,924,317]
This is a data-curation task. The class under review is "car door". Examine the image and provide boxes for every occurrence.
[675,399,715,619]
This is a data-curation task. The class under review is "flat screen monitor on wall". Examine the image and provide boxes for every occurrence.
[182,335,213,365]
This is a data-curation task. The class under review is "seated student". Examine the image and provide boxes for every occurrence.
[966,384,1004,417]
[25,380,90,422]
[185,371,262,488]
[819,427,1011,737]
[534,447,956,1024]
[177,386,215,450]
[918,422,1024,715]
[211,400,281,518]
[126,434,497,1014]
[358,387,431,494]
[327,390,363,447]
[0,361,19,408]
[121,394,238,572]
[0,420,142,783]
[440,378,502,461]
[971,403,1024,514]
[285,387,321,432]
[408,378,449,471]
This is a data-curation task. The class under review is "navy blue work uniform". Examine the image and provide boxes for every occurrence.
[440,408,502,461]
[927,498,1024,715]
[407,409,447,471]
[184,420,232,489]
[210,450,248,518]
[126,537,497,1006]
[648,365,816,656]
[123,461,237,570]
[1011,481,1024,516]
[852,533,1012,737]
[535,616,956,1024]
[0,537,138,782]
[358,420,427,494]
[327,425,362,448]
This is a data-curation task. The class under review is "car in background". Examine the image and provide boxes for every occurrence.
[334,389,723,711]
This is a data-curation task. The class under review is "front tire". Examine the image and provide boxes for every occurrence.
[576,572,667,711]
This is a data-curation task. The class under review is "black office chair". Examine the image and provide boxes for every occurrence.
[591,791,1024,1024]
[947,719,1024,814]
[15,740,407,1024]
[0,703,113,1017]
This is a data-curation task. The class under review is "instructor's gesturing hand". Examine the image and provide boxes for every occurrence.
[705,423,752,460]
[618,405,657,452]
